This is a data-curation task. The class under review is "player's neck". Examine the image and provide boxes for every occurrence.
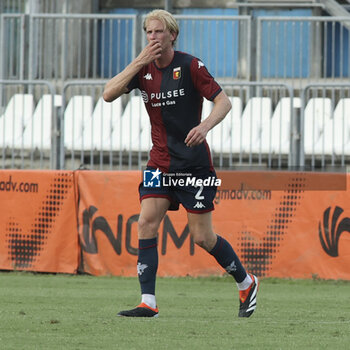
[155,48,174,69]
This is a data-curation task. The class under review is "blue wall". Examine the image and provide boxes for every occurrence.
[176,8,239,77]
[326,22,349,77]
[99,8,144,77]
[100,8,349,79]
[101,8,239,78]
[255,9,312,78]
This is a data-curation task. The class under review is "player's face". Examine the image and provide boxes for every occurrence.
[146,19,175,51]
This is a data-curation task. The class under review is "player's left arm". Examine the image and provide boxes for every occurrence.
[185,91,231,147]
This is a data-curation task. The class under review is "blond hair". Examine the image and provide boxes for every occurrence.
[143,9,179,46]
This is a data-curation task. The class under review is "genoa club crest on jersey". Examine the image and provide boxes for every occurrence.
[173,67,181,80]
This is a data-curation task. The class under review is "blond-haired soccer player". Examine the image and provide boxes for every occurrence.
[103,9,259,318]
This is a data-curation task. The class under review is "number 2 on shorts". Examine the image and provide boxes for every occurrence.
[195,185,204,200]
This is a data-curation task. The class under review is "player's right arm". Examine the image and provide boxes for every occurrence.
[103,40,162,102]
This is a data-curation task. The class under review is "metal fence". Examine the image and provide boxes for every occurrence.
[2,79,350,170]
[300,83,350,168]
[256,16,350,88]
[1,12,350,170]
[0,14,26,80]
[0,13,137,83]
[173,15,251,80]
[0,79,58,169]
[0,0,26,14]
[1,13,350,84]
[206,82,294,169]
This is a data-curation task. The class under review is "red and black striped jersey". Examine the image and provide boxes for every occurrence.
[127,51,222,173]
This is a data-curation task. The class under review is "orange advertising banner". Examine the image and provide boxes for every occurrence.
[0,170,79,274]
[216,170,350,280]
[76,170,350,280]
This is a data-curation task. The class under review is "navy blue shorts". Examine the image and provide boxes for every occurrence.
[139,168,218,213]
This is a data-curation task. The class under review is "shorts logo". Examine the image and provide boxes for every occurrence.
[173,67,181,80]
[193,201,206,209]
[143,168,162,187]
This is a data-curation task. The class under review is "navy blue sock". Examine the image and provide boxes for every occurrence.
[209,235,247,283]
[137,238,158,295]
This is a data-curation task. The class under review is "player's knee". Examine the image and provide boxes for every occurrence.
[191,232,211,251]
[138,216,159,238]
[191,229,217,251]
[193,236,206,249]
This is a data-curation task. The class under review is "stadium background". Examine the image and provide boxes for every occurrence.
[0,0,350,280]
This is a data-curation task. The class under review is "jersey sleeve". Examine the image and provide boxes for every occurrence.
[190,58,222,101]
[126,72,140,93]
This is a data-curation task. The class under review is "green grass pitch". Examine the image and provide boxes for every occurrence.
[0,272,349,349]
